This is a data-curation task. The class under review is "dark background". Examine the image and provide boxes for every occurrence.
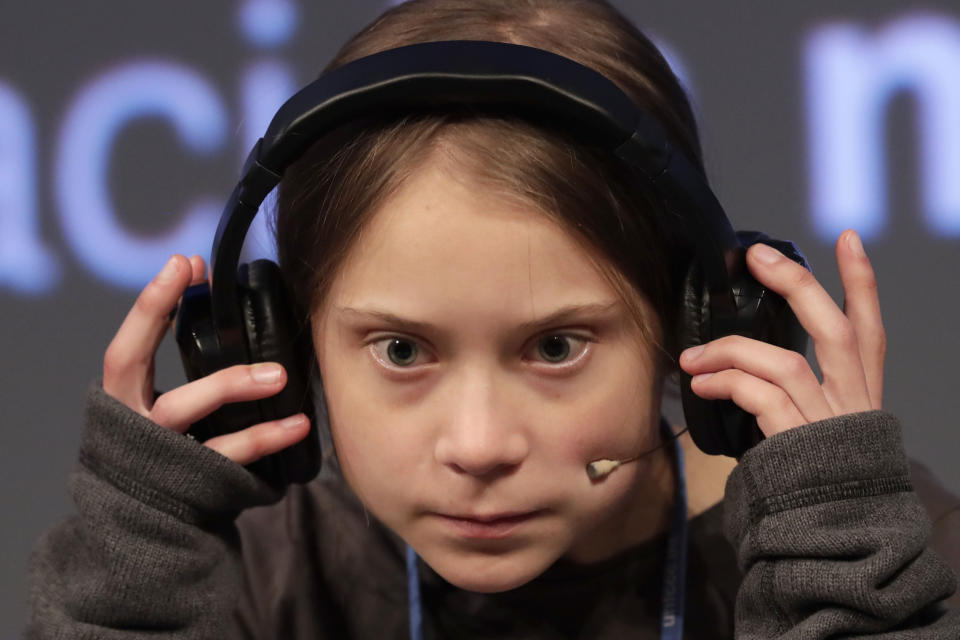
[3,0,959,632]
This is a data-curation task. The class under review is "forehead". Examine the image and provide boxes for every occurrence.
[322,161,622,323]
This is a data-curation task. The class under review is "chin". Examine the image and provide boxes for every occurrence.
[418,544,559,593]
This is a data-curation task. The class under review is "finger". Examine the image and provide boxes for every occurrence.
[680,335,833,424]
[104,255,193,411]
[149,363,287,433]
[837,230,885,408]
[188,254,206,285]
[167,254,208,334]
[746,243,872,414]
[204,413,310,466]
[690,369,807,437]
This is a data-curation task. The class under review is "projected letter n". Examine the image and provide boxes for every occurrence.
[805,14,960,240]
[0,84,58,293]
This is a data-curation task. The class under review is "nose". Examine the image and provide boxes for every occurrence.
[433,368,529,479]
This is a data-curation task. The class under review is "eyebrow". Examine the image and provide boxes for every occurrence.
[335,301,623,335]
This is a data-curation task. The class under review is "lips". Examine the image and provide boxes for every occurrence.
[434,510,541,539]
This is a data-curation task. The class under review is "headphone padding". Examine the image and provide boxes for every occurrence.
[238,259,320,486]
[677,261,732,456]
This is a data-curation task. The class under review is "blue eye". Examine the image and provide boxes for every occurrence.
[370,334,591,372]
[538,335,570,362]
[534,335,589,365]
[381,337,419,367]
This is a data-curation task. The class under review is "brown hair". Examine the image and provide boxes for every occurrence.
[275,0,703,376]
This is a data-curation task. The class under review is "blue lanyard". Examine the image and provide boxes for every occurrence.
[660,423,688,640]
[406,544,424,640]
[406,424,689,640]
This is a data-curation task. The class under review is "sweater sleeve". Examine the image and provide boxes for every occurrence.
[723,410,960,638]
[25,382,284,639]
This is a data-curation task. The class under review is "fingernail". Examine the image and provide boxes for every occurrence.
[692,372,714,383]
[846,231,866,257]
[751,244,782,265]
[280,414,307,429]
[251,363,282,384]
[682,345,705,361]
[157,256,180,283]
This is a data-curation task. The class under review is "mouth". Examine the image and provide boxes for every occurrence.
[433,510,542,539]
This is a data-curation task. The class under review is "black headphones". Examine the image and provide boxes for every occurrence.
[174,40,809,490]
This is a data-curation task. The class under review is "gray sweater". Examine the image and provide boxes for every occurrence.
[25,384,960,638]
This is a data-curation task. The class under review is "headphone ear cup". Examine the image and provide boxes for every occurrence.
[175,281,231,444]
[237,259,321,487]
[678,233,811,459]
[733,231,810,358]
[726,232,810,455]
[677,260,736,456]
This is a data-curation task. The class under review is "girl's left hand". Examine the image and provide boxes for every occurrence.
[678,229,885,438]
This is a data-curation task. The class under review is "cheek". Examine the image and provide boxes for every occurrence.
[322,371,440,522]
[317,355,409,501]
[327,384,424,495]
[548,358,661,466]
[315,324,413,483]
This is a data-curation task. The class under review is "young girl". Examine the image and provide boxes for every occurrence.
[27,0,959,638]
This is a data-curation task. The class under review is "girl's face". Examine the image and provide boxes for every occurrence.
[313,160,672,593]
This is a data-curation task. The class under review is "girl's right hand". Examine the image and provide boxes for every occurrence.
[102,254,311,466]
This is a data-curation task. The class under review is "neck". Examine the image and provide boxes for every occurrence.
[677,429,738,518]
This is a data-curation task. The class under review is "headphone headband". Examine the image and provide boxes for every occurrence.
[210,40,740,356]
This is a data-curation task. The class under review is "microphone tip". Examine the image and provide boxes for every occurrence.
[586,459,621,480]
